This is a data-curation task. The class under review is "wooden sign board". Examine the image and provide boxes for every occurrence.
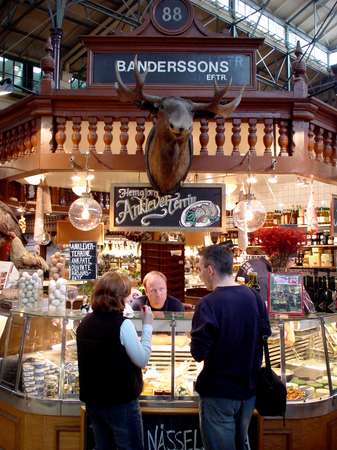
[69,241,97,281]
[56,221,104,245]
[110,184,226,231]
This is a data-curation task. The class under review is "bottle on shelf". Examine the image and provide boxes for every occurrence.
[246,272,260,291]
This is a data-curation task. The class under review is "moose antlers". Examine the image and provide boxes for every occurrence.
[114,55,161,105]
[115,55,245,115]
[191,82,245,117]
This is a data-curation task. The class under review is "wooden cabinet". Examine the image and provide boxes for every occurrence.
[141,241,185,302]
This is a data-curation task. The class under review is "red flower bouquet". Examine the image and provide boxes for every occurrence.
[253,226,305,270]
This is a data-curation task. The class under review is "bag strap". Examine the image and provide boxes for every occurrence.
[251,288,272,370]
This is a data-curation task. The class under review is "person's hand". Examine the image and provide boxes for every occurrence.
[142,305,153,326]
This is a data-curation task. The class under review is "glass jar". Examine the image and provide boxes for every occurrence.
[48,278,67,312]
[18,270,43,310]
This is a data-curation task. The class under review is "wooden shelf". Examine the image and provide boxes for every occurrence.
[302,245,336,248]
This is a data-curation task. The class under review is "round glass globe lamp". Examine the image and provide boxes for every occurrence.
[69,194,102,231]
[233,198,266,232]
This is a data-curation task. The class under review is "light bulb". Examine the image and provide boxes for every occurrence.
[268,175,278,184]
[69,195,102,231]
[81,207,90,220]
[246,175,257,184]
[72,184,89,196]
[233,198,266,232]
[244,209,254,221]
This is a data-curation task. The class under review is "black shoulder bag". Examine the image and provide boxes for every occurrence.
[253,290,287,418]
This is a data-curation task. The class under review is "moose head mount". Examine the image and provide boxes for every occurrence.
[115,57,244,194]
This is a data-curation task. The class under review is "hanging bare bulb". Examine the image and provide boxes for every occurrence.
[69,193,102,231]
[233,194,266,232]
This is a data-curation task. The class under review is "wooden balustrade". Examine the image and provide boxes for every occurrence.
[0,120,38,161]
[306,123,337,167]
[5,115,337,165]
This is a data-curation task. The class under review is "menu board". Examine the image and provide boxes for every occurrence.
[268,273,304,316]
[110,184,225,231]
[69,241,97,281]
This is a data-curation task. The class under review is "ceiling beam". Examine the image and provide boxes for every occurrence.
[285,0,317,25]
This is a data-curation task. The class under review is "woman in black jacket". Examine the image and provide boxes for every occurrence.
[76,271,152,450]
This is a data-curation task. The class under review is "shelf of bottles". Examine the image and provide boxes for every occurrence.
[98,238,141,281]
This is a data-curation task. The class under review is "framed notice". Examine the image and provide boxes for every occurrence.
[0,261,15,291]
[331,194,337,236]
[268,273,304,316]
[110,183,226,231]
[69,241,97,281]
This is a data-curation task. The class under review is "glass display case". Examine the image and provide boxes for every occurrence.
[1,307,337,418]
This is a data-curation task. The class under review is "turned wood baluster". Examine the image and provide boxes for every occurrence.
[120,117,129,155]
[278,120,289,156]
[24,122,32,155]
[135,117,145,155]
[55,117,66,152]
[332,134,337,167]
[308,123,315,159]
[323,131,333,164]
[88,117,98,153]
[215,116,225,155]
[71,116,81,154]
[248,118,257,155]
[231,118,241,156]
[314,126,324,161]
[199,118,209,155]
[263,118,273,155]
[30,119,38,154]
[103,117,113,153]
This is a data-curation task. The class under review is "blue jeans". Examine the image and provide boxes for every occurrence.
[86,399,144,450]
[199,396,256,450]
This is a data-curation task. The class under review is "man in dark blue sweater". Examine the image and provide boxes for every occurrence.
[191,245,270,450]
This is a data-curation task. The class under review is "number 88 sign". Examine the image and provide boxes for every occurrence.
[152,0,193,34]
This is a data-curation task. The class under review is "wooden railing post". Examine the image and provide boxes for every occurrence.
[215,116,225,155]
[263,118,273,155]
[199,118,209,155]
[120,117,129,155]
[71,117,81,154]
[103,117,113,154]
[231,118,241,156]
[135,117,145,155]
[292,103,317,159]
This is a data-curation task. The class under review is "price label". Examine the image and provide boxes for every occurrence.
[152,0,192,34]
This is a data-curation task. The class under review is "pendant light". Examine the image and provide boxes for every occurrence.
[68,154,102,231]
[233,153,266,232]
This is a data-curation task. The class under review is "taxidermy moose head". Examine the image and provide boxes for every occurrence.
[115,57,244,194]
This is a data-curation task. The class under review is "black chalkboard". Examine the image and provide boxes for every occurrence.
[83,409,261,450]
[93,52,251,86]
[331,194,337,236]
[110,184,226,231]
[69,241,97,281]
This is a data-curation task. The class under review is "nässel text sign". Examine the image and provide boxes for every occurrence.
[69,241,97,281]
[93,52,251,85]
[110,184,226,231]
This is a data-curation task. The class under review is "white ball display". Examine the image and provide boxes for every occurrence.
[48,277,67,312]
[18,271,42,310]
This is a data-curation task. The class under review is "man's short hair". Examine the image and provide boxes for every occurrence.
[143,271,167,289]
[199,244,233,276]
